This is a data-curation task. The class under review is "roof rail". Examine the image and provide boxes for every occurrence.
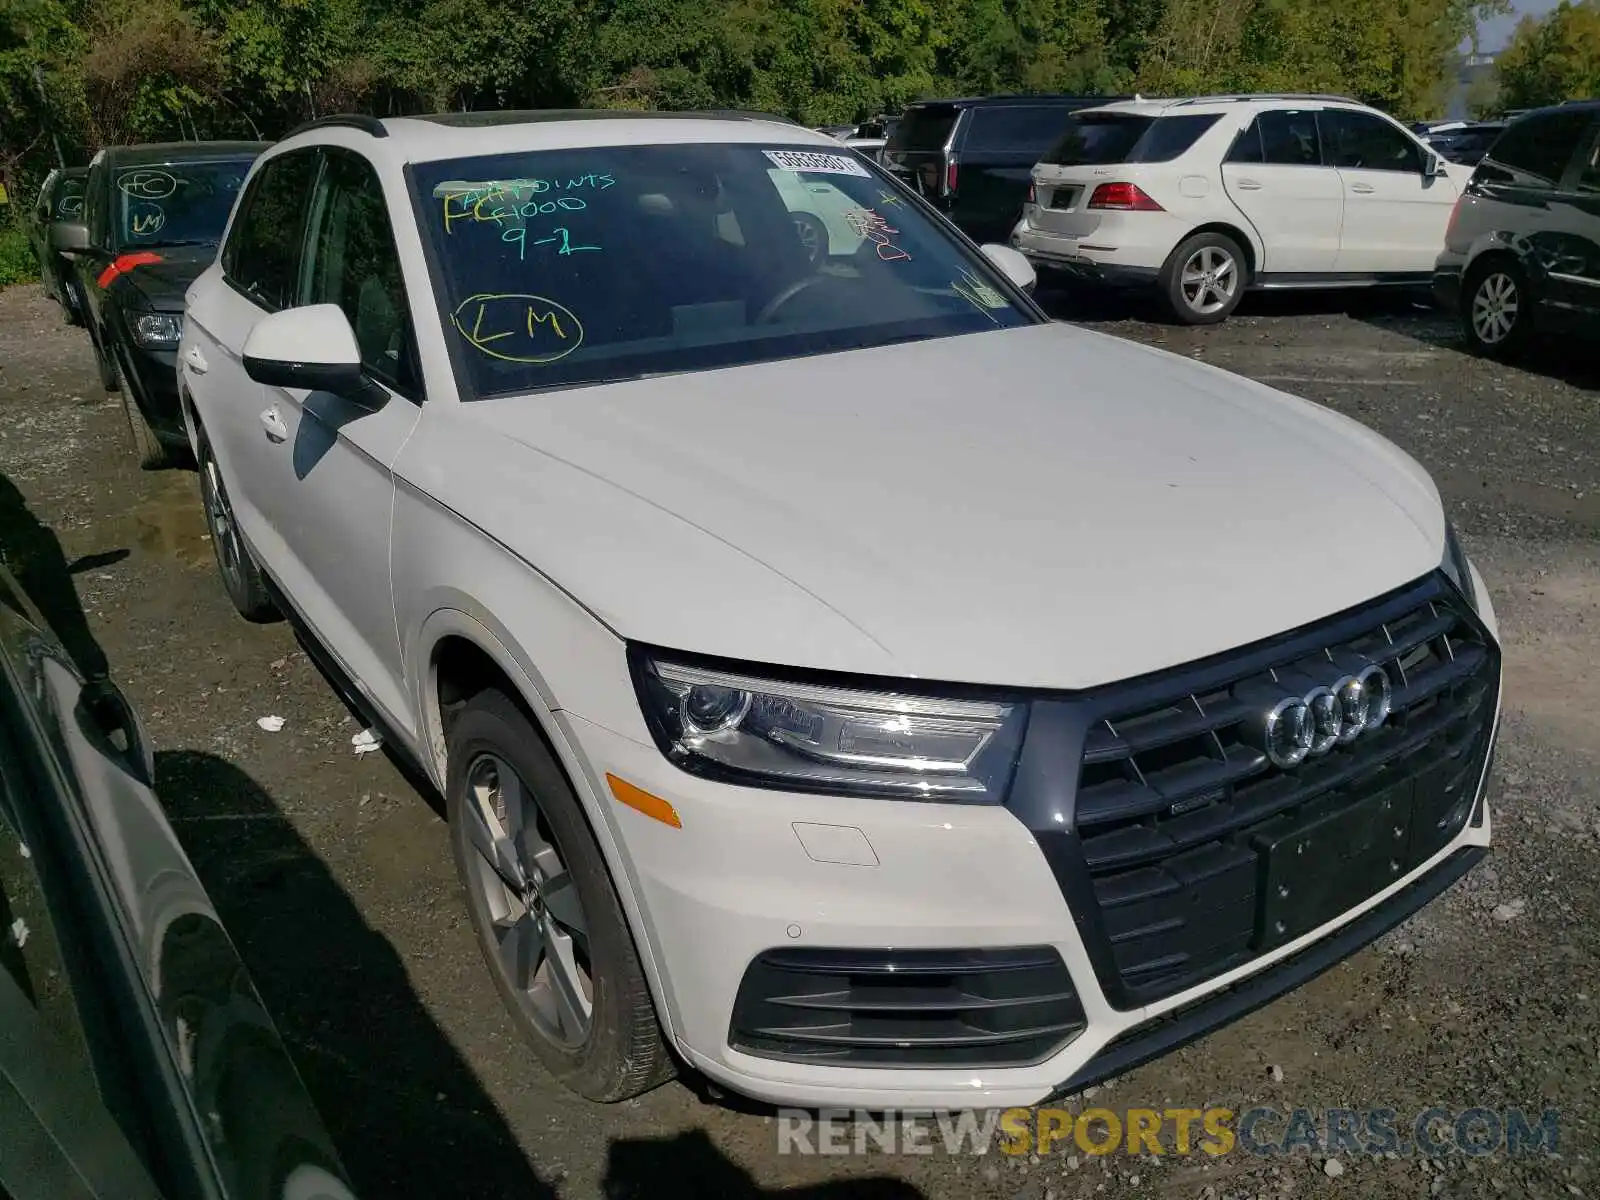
[284,114,388,140]
[1169,93,1359,106]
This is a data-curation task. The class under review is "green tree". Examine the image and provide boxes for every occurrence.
[1496,0,1600,111]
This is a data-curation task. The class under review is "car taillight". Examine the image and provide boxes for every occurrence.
[1086,182,1164,211]
[1027,182,1036,204]
[945,158,959,195]
[96,251,163,289]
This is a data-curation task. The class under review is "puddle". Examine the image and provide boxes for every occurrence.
[130,474,212,570]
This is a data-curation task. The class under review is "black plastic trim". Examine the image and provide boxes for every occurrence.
[731,945,1086,1068]
[1003,570,1501,1011]
[1050,846,1486,1098]
[284,113,388,139]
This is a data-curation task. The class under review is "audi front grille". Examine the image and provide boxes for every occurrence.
[1006,572,1498,1011]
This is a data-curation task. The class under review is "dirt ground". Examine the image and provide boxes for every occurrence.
[0,280,1595,1200]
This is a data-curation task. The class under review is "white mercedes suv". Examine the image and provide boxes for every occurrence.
[1012,94,1472,323]
[179,110,1499,1109]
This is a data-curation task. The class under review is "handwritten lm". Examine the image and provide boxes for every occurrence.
[452,293,584,365]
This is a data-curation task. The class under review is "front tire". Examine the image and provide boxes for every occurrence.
[446,690,673,1102]
[1461,258,1530,358]
[197,437,276,621]
[1160,231,1246,325]
[115,359,169,469]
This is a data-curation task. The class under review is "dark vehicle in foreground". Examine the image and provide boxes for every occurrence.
[56,141,268,467]
[882,95,1120,242]
[0,560,353,1199]
[1434,102,1600,356]
[26,166,89,323]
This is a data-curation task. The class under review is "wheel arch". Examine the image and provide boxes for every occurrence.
[417,609,684,1049]
[1183,221,1258,280]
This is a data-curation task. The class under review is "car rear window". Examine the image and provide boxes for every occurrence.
[887,106,960,153]
[964,106,1075,153]
[1481,110,1594,185]
[1046,113,1220,166]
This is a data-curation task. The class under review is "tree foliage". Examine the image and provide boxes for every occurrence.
[0,0,1507,208]
[1496,0,1600,111]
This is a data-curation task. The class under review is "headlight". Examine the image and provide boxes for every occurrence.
[131,312,182,348]
[632,653,1028,802]
[1441,519,1478,610]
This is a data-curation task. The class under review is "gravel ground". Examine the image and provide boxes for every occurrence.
[0,280,1594,1200]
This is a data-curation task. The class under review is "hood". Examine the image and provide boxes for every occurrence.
[114,244,215,311]
[443,323,1445,690]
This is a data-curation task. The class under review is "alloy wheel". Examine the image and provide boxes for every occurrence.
[462,752,593,1049]
[1471,272,1519,345]
[1180,246,1238,315]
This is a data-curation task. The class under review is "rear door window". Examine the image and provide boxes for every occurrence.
[1484,110,1594,187]
[965,106,1073,154]
[1049,114,1220,165]
[1229,110,1323,166]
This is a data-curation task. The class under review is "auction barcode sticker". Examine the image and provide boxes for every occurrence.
[764,149,872,177]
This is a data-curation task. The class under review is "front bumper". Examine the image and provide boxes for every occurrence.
[563,574,1500,1110]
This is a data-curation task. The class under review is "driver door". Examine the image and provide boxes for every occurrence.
[1323,109,1459,275]
[254,146,423,737]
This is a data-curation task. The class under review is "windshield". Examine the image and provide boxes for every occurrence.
[413,142,1034,397]
[113,158,256,250]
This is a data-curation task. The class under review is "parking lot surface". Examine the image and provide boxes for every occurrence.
[0,281,1594,1199]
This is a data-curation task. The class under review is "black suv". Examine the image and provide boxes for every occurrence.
[882,95,1120,243]
[1434,102,1600,357]
[56,141,267,466]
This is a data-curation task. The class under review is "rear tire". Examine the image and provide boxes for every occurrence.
[1461,258,1530,359]
[1160,231,1246,325]
[447,689,673,1102]
[197,436,276,621]
[115,359,169,469]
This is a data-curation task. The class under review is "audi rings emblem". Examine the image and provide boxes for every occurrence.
[1263,664,1392,769]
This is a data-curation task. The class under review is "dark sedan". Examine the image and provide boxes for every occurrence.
[0,556,355,1200]
[25,166,89,323]
[55,141,268,467]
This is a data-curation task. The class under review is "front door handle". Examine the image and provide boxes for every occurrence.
[1236,178,1264,191]
[183,345,208,374]
[259,406,288,443]
[1350,182,1377,194]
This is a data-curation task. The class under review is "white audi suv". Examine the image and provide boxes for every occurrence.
[178,109,1499,1108]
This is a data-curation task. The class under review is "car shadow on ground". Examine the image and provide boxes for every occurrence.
[602,1129,926,1198]
[1037,279,1438,327]
[1348,306,1600,390]
[0,470,123,680]
[153,748,557,1200]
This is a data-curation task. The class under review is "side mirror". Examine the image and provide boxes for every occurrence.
[51,220,90,254]
[1425,153,1449,178]
[243,303,364,392]
[980,242,1037,295]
